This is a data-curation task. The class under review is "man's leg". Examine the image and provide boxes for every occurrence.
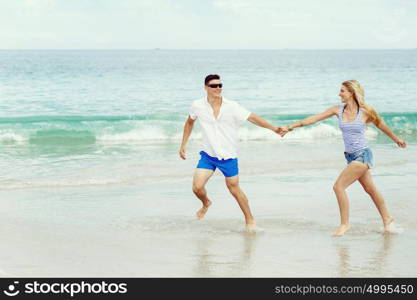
[225,175,256,228]
[192,168,215,219]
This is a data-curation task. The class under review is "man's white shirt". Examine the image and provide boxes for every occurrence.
[189,97,251,159]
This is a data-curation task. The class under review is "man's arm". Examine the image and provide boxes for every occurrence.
[247,113,277,132]
[179,116,196,159]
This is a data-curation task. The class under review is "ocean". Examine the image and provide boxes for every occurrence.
[0,50,416,277]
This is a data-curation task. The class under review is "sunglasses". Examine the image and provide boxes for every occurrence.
[207,83,223,88]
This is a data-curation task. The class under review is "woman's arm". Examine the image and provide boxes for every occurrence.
[374,119,407,148]
[279,105,338,137]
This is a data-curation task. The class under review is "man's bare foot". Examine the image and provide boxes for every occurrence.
[331,224,351,237]
[196,200,212,219]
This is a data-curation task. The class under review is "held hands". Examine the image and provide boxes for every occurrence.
[274,126,291,137]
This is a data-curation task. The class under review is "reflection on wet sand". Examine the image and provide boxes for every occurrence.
[336,233,394,277]
[193,232,259,277]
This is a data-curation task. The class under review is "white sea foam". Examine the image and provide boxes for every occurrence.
[245,224,266,234]
[172,131,202,141]
[94,123,381,143]
[0,177,134,190]
[384,222,404,234]
[392,116,406,122]
[239,127,278,141]
[0,119,398,145]
[97,126,168,141]
[282,123,341,140]
[0,132,28,143]
[365,127,378,140]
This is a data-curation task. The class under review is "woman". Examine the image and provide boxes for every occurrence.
[279,80,407,237]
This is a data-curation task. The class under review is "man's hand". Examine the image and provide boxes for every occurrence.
[179,146,187,160]
[180,117,195,160]
[274,126,284,135]
[273,126,280,134]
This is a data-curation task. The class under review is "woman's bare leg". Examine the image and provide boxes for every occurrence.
[332,162,369,237]
[358,170,394,230]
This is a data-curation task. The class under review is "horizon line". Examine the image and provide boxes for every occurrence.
[0,48,416,51]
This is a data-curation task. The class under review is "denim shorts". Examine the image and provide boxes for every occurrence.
[344,147,373,168]
[196,151,238,177]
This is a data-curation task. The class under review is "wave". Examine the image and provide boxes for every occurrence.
[0,113,416,145]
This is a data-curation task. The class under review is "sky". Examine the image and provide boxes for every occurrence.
[0,0,416,49]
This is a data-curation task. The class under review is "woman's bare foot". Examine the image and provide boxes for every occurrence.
[383,216,403,233]
[383,216,394,230]
[331,224,351,237]
[246,220,262,233]
[196,200,212,219]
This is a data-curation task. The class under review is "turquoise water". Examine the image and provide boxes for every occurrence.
[0,50,416,277]
[0,113,416,146]
[1,50,417,116]
[1,50,417,151]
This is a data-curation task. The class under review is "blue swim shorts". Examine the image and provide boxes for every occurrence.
[344,147,374,168]
[196,151,238,177]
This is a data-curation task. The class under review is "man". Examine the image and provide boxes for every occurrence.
[179,74,279,231]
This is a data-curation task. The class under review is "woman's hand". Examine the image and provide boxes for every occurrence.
[396,138,407,148]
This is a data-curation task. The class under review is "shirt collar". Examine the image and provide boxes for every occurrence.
[204,97,229,105]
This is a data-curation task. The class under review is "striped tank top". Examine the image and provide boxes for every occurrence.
[338,104,367,153]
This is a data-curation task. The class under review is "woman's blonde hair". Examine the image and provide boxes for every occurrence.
[342,80,381,126]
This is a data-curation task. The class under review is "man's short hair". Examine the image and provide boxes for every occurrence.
[205,74,220,85]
